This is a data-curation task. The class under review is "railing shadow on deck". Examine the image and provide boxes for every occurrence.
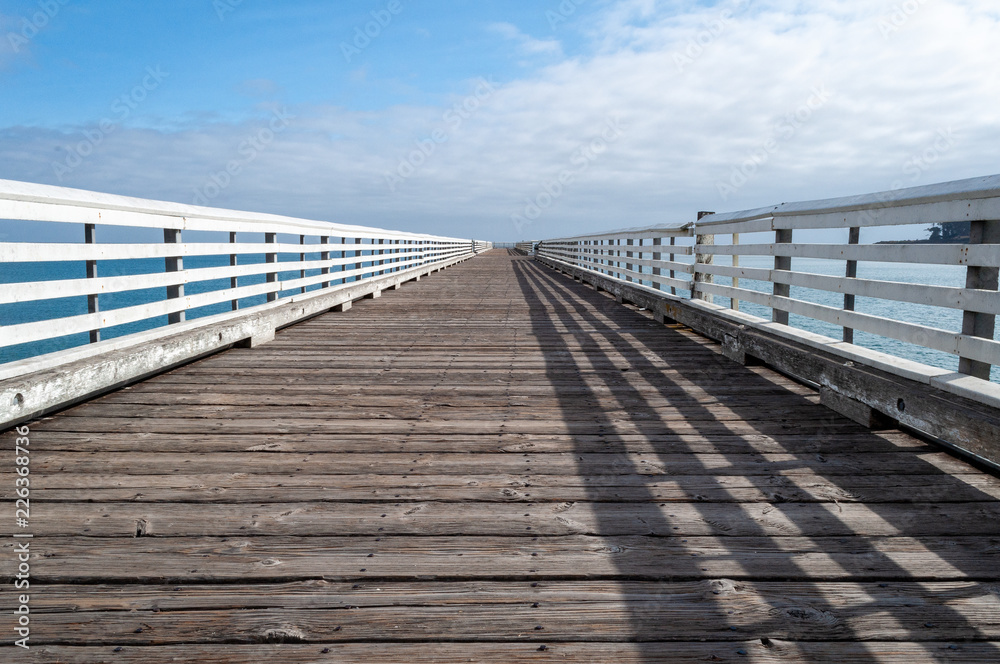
[511,256,1000,662]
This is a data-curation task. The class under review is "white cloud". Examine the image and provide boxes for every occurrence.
[2,1,999,242]
[489,22,563,56]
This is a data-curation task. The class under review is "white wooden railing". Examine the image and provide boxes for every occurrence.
[535,175,1000,455]
[0,180,489,424]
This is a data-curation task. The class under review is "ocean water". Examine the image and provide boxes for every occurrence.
[1,254,997,384]
[0,249,375,365]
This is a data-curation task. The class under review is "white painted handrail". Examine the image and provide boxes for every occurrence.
[535,175,1000,409]
[0,179,490,380]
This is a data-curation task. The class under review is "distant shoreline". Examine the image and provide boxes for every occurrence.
[876,236,970,245]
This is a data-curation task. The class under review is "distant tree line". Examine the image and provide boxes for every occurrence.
[926,221,971,243]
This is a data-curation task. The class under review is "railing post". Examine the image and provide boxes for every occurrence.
[958,219,999,379]
[164,228,185,324]
[669,236,677,296]
[843,226,860,343]
[625,238,634,282]
[378,238,385,275]
[354,237,363,282]
[693,211,715,303]
[341,236,349,281]
[84,223,100,343]
[229,232,239,311]
[265,232,278,302]
[299,235,307,294]
[730,233,740,311]
[652,237,661,291]
[772,228,793,325]
[321,236,330,289]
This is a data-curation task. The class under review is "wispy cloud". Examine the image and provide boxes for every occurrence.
[235,78,283,99]
[489,22,563,56]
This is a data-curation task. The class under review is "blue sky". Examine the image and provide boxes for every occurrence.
[2,0,999,241]
[3,1,594,125]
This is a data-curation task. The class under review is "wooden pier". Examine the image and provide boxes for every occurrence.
[7,250,1000,662]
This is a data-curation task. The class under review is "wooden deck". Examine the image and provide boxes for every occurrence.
[7,250,1000,662]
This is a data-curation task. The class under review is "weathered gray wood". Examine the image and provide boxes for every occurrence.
[8,642,1000,664]
[84,222,99,343]
[959,218,999,379]
[24,501,1000,537]
[820,386,894,429]
[21,429,931,454]
[0,258,472,428]
[4,535,999,581]
[771,228,793,325]
[9,471,999,504]
[18,450,980,476]
[4,251,1000,661]
[535,255,1000,464]
[6,581,1000,644]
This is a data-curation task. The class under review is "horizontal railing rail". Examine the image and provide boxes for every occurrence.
[535,175,1000,461]
[0,180,489,426]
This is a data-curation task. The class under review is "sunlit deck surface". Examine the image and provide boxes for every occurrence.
[14,250,1000,663]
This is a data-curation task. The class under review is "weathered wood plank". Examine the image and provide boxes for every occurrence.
[4,536,999,582]
[15,450,979,476]
[23,430,932,455]
[8,580,1000,644]
[8,642,1000,664]
[52,402,843,422]
[7,472,999,504]
[23,417,890,436]
[24,501,1000,538]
